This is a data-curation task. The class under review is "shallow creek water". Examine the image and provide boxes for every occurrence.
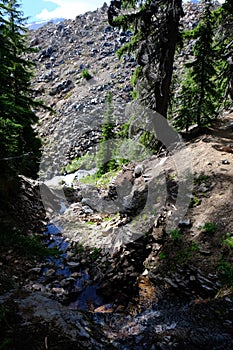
[37,225,233,348]
[39,223,104,311]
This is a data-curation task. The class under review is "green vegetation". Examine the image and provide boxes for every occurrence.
[171,0,233,130]
[223,234,233,249]
[159,252,167,260]
[175,248,192,265]
[200,222,217,234]
[212,0,233,103]
[0,0,47,179]
[80,168,120,189]
[86,220,96,226]
[218,260,233,286]
[189,173,211,208]
[194,173,208,185]
[108,0,183,117]
[0,225,56,258]
[81,68,92,80]
[190,195,202,208]
[75,244,85,254]
[191,241,200,252]
[173,1,222,130]
[173,241,200,266]
[109,0,233,132]
[63,153,96,173]
[91,247,101,261]
[138,131,160,153]
[96,92,118,176]
[103,216,114,222]
[168,228,182,241]
[0,304,13,349]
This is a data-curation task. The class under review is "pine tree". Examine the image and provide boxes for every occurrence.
[96,92,117,176]
[108,0,183,118]
[0,0,42,177]
[173,0,222,130]
[212,0,233,103]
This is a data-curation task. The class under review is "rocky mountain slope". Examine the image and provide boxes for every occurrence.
[28,1,207,177]
[29,2,135,177]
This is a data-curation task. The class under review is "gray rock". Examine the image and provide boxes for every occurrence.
[222,159,230,165]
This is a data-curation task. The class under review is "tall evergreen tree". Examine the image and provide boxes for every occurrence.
[108,0,183,118]
[96,92,117,176]
[0,0,42,178]
[212,0,233,102]
[173,0,222,130]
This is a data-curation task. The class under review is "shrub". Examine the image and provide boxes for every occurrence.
[81,69,92,80]
[168,228,181,241]
[223,234,233,248]
[201,222,217,234]
[218,260,233,286]
[159,252,167,260]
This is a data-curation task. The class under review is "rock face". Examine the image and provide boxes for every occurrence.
[0,176,46,232]
[16,176,47,231]
[1,175,67,233]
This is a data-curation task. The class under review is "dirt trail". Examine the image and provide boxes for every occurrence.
[188,113,233,236]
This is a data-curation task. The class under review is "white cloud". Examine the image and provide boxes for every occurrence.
[37,0,225,21]
[36,0,110,20]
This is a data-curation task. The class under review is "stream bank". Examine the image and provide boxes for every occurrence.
[1,115,233,349]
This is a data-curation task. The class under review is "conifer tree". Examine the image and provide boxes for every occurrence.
[173,0,222,130]
[0,0,42,177]
[96,92,117,176]
[212,0,233,102]
[108,0,183,118]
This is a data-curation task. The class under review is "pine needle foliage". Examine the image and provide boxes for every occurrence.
[212,0,233,103]
[173,0,222,131]
[108,0,184,118]
[0,0,45,178]
[96,92,118,176]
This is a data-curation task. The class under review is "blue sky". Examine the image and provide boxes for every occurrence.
[19,0,225,23]
[19,0,110,23]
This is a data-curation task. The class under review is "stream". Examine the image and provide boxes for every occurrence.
[18,169,233,349]
[38,222,104,311]
[28,221,233,350]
